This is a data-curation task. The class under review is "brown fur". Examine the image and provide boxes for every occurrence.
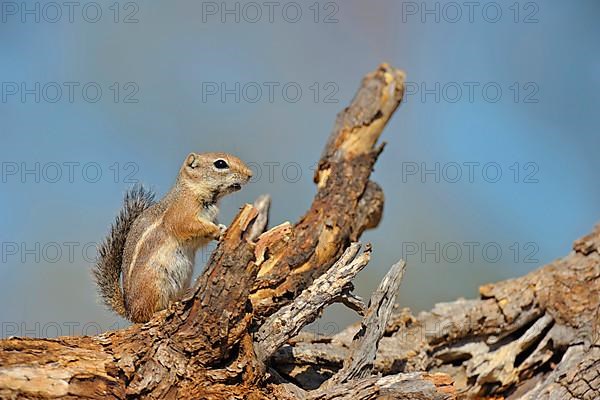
[93,185,155,317]
[95,152,252,323]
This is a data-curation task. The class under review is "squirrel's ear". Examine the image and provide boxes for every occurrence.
[186,153,200,169]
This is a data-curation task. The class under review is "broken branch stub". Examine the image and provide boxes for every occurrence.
[250,64,406,318]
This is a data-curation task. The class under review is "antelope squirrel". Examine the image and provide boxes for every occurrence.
[93,152,252,322]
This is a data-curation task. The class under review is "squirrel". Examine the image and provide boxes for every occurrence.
[93,152,253,323]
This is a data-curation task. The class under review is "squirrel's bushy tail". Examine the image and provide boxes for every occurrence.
[93,185,155,318]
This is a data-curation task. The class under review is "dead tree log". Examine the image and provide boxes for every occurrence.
[0,63,597,400]
[273,226,600,399]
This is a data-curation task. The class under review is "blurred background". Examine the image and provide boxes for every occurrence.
[1,0,599,337]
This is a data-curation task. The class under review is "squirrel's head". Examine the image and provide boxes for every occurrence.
[179,152,253,202]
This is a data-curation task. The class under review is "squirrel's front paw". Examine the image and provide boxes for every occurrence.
[217,224,227,240]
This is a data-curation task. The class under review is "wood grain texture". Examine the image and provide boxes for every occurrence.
[329,260,406,385]
[273,225,600,399]
[255,244,370,362]
[250,64,405,318]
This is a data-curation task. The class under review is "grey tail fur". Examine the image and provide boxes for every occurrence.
[93,184,155,318]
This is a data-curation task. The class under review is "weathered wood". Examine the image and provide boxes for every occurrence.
[255,251,455,400]
[255,244,370,363]
[308,373,455,400]
[0,205,269,399]
[250,64,405,318]
[329,260,406,385]
[248,194,271,241]
[273,225,600,399]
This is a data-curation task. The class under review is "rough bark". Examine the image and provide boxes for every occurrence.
[254,244,371,363]
[249,64,404,319]
[1,63,598,400]
[272,225,600,399]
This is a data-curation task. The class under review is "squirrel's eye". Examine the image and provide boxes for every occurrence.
[213,159,229,169]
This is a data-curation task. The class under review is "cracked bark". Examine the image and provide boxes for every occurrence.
[273,225,600,399]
